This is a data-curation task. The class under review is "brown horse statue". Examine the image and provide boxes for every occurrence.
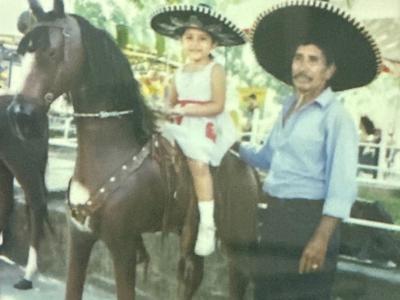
[0,94,49,290]
[7,1,260,299]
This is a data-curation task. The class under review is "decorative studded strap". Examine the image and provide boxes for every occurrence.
[69,140,151,224]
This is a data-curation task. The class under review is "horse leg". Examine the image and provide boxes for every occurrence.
[0,163,14,249]
[227,252,250,300]
[107,236,138,300]
[65,225,97,300]
[13,175,48,290]
[177,254,204,300]
[177,194,204,300]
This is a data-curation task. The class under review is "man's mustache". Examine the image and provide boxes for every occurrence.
[292,73,312,81]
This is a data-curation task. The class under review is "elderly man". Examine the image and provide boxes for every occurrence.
[239,1,382,299]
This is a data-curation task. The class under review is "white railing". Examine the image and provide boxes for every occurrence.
[48,114,77,148]
[49,114,400,237]
[345,217,400,232]
[357,140,400,189]
[49,112,400,188]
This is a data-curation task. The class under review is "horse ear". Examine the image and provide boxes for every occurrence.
[17,10,37,34]
[28,0,45,21]
[54,0,65,17]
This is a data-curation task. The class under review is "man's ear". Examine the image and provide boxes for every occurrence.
[326,64,336,81]
[212,41,218,50]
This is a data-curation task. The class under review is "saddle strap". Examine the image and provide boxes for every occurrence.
[69,141,151,224]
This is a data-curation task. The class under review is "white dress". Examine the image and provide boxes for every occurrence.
[163,61,237,166]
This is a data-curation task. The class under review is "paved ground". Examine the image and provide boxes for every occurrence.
[0,256,113,300]
[46,146,76,192]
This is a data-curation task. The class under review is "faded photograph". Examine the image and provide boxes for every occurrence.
[0,0,399,299]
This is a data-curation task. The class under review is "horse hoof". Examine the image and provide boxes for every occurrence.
[14,278,33,290]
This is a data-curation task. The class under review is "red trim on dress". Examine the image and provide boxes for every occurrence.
[175,99,216,143]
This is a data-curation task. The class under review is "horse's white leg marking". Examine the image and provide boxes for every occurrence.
[24,246,38,280]
[69,179,92,232]
[0,231,3,246]
[69,180,90,205]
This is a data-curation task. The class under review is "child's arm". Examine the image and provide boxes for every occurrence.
[167,77,178,108]
[180,64,226,117]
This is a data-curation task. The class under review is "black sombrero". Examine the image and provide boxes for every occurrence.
[151,4,246,47]
[251,0,382,91]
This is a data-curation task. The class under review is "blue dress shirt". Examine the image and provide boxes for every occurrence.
[239,88,358,219]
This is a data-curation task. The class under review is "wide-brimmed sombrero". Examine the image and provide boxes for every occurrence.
[151,4,246,47]
[251,0,382,91]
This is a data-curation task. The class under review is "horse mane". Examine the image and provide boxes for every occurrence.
[72,14,155,144]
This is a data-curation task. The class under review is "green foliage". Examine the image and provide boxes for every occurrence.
[74,0,108,30]
[155,34,166,56]
[108,0,128,25]
[126,0,144,9]
[226,46,291,102]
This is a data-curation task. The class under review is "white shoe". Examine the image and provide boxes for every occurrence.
[194,224,216,256]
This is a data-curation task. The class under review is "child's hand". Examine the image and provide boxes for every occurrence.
[169,105,185,116]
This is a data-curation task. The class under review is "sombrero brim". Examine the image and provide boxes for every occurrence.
[251,1,382,91]
[151,5,246,47]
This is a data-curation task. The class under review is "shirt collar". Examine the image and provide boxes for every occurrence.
[283,87,335,111]
[314,87,335,108]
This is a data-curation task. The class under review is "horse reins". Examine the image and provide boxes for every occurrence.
[71,110,135,119]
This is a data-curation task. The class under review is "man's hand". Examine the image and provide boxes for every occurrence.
[299,215,340,274]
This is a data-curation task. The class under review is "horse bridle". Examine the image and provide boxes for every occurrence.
[28,17,134,119]
[26,18,73,106]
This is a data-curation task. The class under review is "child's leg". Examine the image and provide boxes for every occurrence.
[187,159,216,256]
[187,159,214,200]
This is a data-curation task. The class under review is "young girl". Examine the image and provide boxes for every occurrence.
[151,4,245,256]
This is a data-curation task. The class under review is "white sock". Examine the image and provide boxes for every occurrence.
[198,201,215,227]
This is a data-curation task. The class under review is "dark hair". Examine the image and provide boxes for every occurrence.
[295,37,335,66]
[177,26,217,43]
[360,116,375,135]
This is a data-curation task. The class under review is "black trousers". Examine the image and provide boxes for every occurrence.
[253,194,340,300]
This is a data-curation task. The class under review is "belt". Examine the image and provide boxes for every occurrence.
[264,193,323,207]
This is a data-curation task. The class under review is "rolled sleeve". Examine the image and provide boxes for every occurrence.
[323,109,358,219]
[239,141,272,171]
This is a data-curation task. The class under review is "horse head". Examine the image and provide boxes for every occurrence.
[8,0,84,140]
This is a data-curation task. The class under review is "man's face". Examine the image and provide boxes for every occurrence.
[291,44,336,96]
